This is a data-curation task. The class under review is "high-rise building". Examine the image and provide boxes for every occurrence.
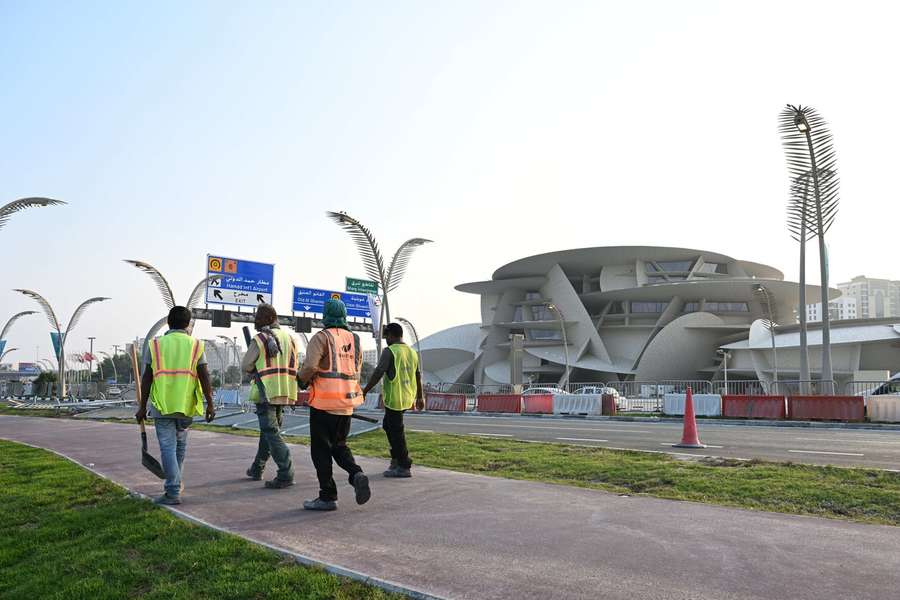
[806,296,857,322]
[837,276,900,319]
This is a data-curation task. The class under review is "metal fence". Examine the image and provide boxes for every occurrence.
[717,380,773,396]
[844,380,893,397]
[771,380,837,396]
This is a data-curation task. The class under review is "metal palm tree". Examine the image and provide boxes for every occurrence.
[779,105,840,387]
[396,316,424,376]
[0,310,36,357]
[0,347,18,362]
[124,260,215,360]
[326,211,432,352]
[0,197,65,232]
[12,290,109,398]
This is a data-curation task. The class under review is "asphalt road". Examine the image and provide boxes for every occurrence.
[3,416,898,600]
[398,412,900,469]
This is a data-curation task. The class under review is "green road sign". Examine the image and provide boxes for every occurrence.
[346,277,379,295]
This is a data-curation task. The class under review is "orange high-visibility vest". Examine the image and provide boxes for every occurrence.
[308,328,364,412]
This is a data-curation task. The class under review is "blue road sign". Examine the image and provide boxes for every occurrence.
[206,255,274,307]
[292,286,371,319]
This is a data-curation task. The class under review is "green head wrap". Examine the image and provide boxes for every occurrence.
[323,298,349,330]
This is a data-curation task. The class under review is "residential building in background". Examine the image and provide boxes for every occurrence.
[806,296,858,322]
[838,276,900,319]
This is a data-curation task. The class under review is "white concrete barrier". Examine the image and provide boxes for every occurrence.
[663,393,722,417]
[553,394,602,415]
[867,395,900,422]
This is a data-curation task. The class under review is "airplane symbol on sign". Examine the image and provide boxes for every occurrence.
[213,290,223,300]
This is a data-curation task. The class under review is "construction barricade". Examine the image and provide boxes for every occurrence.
[476,394,522,413]
[663,393,722,417]
[553,394,602,415]
[721,395,786,419]
[867,396,900,422]
[522,393,553,414]
[425,392,467,412]
[787,396,864,422]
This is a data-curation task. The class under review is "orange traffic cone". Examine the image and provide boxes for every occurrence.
[673,386,706,448]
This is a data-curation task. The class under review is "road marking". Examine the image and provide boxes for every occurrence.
[556,437,608,443]
[469,432,513,437]
[660,443,724,448]
[788,450,864,456]
[410,429,433,433]
[434,421,651,433]
[795,437,900,445]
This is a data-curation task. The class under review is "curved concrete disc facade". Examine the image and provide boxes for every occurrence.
[421,246,837,386]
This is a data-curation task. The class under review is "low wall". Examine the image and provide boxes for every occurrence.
[662,394,722,417]
[553,394,602,416]
[476,394,522,413]
[787,396,865,422]
[867,395,900,423]
[721,395,786,419]
[425,392,467,412]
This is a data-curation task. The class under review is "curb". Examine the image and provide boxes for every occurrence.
[0,437,447,600]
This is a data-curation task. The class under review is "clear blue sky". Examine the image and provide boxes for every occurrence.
[2,1,899,365]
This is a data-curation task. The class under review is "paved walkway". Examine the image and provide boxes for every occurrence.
[1,416,898,600]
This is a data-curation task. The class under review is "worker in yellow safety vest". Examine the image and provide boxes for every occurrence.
[362,322,424,478]
[297,298,371,511]
[135,306,215,505]
[241,303,299,488]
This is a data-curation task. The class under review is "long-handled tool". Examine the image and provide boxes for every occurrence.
[130,343,165,479]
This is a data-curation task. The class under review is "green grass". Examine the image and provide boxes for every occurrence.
[0,440,402,600]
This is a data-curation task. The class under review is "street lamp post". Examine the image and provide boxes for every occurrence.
[754,284,779,391]
[544,303,570,390]
[87,336,96,380]
[716,349,731,394]
[98,351,117,384]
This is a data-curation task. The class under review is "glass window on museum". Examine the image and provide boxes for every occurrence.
[528,328,562,341]
[682,301,700,313]
[705,302,749,313]
[697,262,727,274]
[631,301,669,313]
[656,260,694,272]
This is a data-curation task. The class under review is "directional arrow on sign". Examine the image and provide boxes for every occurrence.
[213,290,223,300]
[257,294,265,303]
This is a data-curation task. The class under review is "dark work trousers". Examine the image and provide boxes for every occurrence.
[251,404,294,482]
[382,407,412,469]
[309,406,363,501]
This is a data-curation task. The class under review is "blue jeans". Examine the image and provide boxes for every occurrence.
[154,417,192,498]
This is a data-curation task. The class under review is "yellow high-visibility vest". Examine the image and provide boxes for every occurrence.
[149,332,204,417]
[249,327,298,404]
[383,343,419,411]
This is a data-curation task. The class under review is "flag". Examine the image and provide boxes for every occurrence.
[50,332,65,359]
[83,352,95,362]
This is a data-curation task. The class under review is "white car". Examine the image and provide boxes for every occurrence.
[573,386,620,398]
[523,386,569,395]
[106,386,122,397]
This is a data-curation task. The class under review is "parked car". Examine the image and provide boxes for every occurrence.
[573,386,620,399]
[866,373,900,396]
[106,386,122,397]
[523,386,568,395]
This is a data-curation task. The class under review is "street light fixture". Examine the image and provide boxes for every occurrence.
[98,351,117,384]
[754,284,778,389]
[544,303,570,390]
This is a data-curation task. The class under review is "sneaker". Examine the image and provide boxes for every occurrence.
[352,472,371,505]
[303,498,337,511]
[153,493,182,506]
[383,466,412,478]
[246,468,262,481]
[264,478,294,489]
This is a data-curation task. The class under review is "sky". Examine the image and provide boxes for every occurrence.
[2,0,900,366]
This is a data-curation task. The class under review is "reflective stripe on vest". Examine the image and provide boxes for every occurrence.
[308,328,364,411]
[249,328,298,404]
[149,333,205,417]
[383,343,419,411]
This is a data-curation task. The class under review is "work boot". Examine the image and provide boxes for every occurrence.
[352,472,371,505]
[153,493,181,506]
[383,465,412,478]
[264,478,294,489]
[303,498,337,511]
[246,467,262,481]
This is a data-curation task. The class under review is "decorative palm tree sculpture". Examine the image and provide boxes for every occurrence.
[0,197,65,232]
[0,347,18,362]
[396,316,424,377]
[124,260,215,361]
[0,310,36,357]
[779,105,840,388]
[326,211,432,353]
[13,290,109,398]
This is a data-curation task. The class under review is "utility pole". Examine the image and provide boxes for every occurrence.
[87,336,96,381]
